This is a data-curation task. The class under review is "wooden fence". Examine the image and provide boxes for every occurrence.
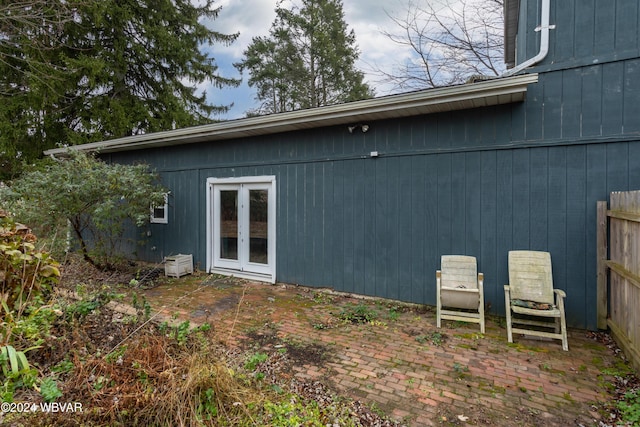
[597,191,640,372]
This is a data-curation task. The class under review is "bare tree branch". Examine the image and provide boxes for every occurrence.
[376,0,504,92]
[0,0,78,49]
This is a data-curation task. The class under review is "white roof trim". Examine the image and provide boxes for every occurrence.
[45,74,538,156]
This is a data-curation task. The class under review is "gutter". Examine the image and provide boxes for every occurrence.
[44,73,538,156]
[502,0,554,77]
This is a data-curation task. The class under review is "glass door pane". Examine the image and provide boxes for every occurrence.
[220,190,238,261]
[249,189,268,264]
[208,176,275,283]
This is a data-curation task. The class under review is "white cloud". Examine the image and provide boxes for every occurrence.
[209,0,279,58]
[203,0,415,118]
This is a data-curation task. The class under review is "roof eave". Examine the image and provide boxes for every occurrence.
[44,73,538,156]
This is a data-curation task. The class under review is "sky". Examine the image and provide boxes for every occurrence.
[200,0,413,120]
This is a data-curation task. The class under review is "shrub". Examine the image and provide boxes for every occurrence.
[0,150,166,269]
[0,209,60,346]
[0,209,61,402]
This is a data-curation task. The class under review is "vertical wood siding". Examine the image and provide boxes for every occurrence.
[112,138,640,331]
[517,0,640,70]
[107,2,640,330]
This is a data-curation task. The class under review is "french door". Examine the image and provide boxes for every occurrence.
[207,176,276,282]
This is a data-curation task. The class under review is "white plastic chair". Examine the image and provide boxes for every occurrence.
[436,255,485,333]
[504,251,568,351]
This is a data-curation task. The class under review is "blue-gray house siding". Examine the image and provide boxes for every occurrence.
[517,0,640,70]
[97,0,640,331]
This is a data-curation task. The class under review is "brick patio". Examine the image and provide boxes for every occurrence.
[136,274,625,427]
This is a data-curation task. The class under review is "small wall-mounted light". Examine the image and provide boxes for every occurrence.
[348,124,370,134]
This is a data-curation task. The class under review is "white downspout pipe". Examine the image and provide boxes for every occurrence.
[502,0,554,77]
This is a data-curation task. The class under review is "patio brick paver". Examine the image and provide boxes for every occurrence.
[136,275,627,426]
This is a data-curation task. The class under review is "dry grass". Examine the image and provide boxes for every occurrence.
[12,321,279,427]
[3,258,404,427]
[143,351,260,426]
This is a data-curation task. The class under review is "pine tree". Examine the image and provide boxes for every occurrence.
[237,0,373,115]
[0,0,239,179]
[0,0,74,177]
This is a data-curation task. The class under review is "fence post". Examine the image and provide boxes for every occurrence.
[596,200,608,330]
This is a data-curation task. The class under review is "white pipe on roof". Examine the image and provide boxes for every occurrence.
[502,0,554,77]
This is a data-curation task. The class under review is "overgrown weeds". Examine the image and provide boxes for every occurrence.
[0,209,62,403]
[338,303,378,324]
[617,388,640,424]
[2,263,392,426]
[22,327,265,426]
[415,331,445,346]
[10,315,369,426]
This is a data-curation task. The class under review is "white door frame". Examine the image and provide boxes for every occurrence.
[206,176,276,283]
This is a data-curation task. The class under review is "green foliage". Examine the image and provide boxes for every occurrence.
[92,375,110,392]
[244,352,268,371]
[131,293,152,319]
[0,0,75,179]
[368,402,387,419]
[260,395,360,427]
[1,151,166,268]
[143,300,152,319]
[0,210,66,402]
[618,388,640,424]
[415,331,444,346]
[0,211,60,334]
[11,303,60,348]
[159,320,211,346]
[414,335,427,344]
[0,344,39,402]
[600,359,634,377]
[196,323,212,333]
[0,0,240,179]
[236,0,373,115]
[0,209,60,348]
[51,359,74,375]
[65,299,101,318]
[63,290,120,319]
[174,321,191,346]
[262,399,324,426]
[430,331,444,346]
[387,305,401,321]
[197,387,218,421]
[105,345,128,364]
[0,366,38,403]
[337,303,378,324]
[0,345,30,376]
[453,362,469,374]
[40,377,63,402]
